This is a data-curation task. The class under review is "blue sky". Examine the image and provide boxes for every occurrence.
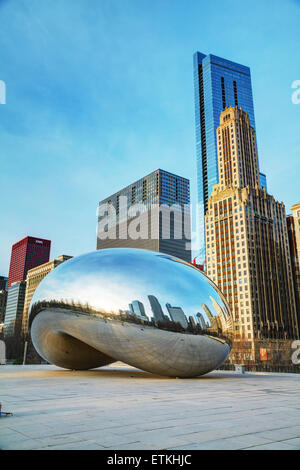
[0,0,299,274]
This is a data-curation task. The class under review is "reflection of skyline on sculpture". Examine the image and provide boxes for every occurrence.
[30,248,232,341]
[124,294,232,333]
[123,296,232,339]
[29,248,233,377]
[31,249,231,325]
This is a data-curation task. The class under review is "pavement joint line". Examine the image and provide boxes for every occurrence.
[1,364,300,450]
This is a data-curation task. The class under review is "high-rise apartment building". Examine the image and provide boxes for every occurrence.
[97,169,191,262]
[205,107,298,362]
[22,255,73,335]
[287,203,300,321]
[193,52,266,260]
[7,236,51,290]
[3,281,26,337]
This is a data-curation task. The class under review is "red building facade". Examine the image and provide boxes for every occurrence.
[7,236,51,289]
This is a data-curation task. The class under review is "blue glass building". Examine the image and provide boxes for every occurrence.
[193,52,262,260]
[97,169,191,262]
[259,172,267,191]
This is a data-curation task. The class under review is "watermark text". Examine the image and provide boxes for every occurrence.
[291,80,300,104]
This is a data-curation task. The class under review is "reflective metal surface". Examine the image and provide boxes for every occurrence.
[29,248,233,377]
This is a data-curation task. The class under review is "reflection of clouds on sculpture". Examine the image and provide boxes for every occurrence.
[32,274,147,315]
[29,248,234,377]
[31,249,230,325]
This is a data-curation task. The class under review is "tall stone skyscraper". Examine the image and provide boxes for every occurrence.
[193,52,266,261]
[205,107,298,363]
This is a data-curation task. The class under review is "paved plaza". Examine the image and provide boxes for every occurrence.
[1,363,300,450]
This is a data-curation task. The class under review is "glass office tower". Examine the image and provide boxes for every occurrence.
[259,172,267,191]
[97,169,191,262]
[193,52,260,261]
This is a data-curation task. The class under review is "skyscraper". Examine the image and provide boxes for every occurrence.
[3,281,26,337]
[205,107,298,363]
[259,172,267,192]
[7,236,51,290]
[128,300,148,319]
[148,295,165,322]
[165,303,188,328]
[22,255,72,335]
[201,303,218,330]
[193,52,265,259]
[196,312,207,329]
[97,169,191,262]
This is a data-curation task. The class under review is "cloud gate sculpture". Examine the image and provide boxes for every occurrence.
[29,248,233,377]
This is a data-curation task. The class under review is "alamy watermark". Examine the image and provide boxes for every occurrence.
[291,80,300,104]
[0,80,6,104]
[97,197,193,250]
[291,340,300,365]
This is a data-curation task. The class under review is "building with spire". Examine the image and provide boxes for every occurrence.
[193,52,266,262]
